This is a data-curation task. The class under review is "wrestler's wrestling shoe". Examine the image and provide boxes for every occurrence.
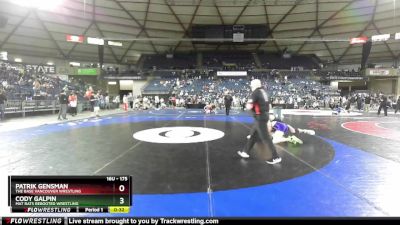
[303,129,315,135]
[237,151,250,158]
[266,157,282,165]
[289,135,303,144]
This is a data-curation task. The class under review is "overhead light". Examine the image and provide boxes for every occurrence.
[371,34,390,42]
[108,81,117,85]
[395,32,400,40]
[14,58,22,63]
[108,41,123,47]
[11,0,64,10]
[0,51,7,60]
[87,37,104,45]
[69,62,80,67]
[47,62,54,66]
[66,35,84,43]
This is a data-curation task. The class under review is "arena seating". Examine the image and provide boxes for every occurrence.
[314,70,361,78]
[0,62,100,101]
[258,53,319,70]
[165,70,336,108]
[0,62,108,116]
[142,54,197,70]
[142,78,177,94]
[140,52,319,72]
[203,52,256,69]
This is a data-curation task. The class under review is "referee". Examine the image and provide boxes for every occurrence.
[237,79,281,164]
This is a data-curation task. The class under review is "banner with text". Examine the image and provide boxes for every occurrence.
[25,65,56,74]
[217,71,247,77]
[367,68,398,76]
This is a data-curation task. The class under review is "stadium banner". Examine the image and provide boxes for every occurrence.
[328,76,366,81]
[350,36,368,44]
[75,68,99,76]
[217,71,247,77]
[367,68,398,76]
[371,33,390,42]
[66,35,84,43]
[25,65,56,74]
[103,76,145,80]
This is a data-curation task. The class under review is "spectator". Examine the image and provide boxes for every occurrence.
[364,95,371,112]
[154,95,160,109]
[85,87,94,111]
[105,94,110,110]
[123,95,128,112]
[69,91,78,116]
[58,90,68,120]
[33,79,41,96]
[377,94,388,116]
[0,88,7,121]
[113,95,120,108]
[93,92,101,117]
[128,93,133,109]
[395,96,400,114]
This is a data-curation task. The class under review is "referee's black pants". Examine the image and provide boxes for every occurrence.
[243,116,279,159]
[225,105,231,115]
[377,104,387,116]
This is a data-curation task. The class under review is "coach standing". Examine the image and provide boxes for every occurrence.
[364,94,371,112]
[58,90,68,120]
[377,93,388,116]
[237,79,281,164]
[395,96,400,114]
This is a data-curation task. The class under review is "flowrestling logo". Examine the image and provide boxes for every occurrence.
[133,127,225,144]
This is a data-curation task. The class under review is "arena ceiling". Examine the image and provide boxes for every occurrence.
[0,0,399,65]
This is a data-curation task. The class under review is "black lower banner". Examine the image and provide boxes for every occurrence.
[2,217,400,225]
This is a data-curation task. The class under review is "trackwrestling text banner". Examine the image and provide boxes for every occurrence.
[2,217,400,225]
[1,217,220,225]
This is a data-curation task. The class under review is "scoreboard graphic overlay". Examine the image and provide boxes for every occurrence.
[8,176,132,213]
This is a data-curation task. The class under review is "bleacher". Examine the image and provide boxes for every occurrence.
[153,70,181,77]
[258,53,319,70]
[167,70,336,107]
[314,70,361,78]
[142,78,176,95]
[142,54,197,70]
[279,70,311,78]
[203,52,256,69]
[0,62,101,117]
